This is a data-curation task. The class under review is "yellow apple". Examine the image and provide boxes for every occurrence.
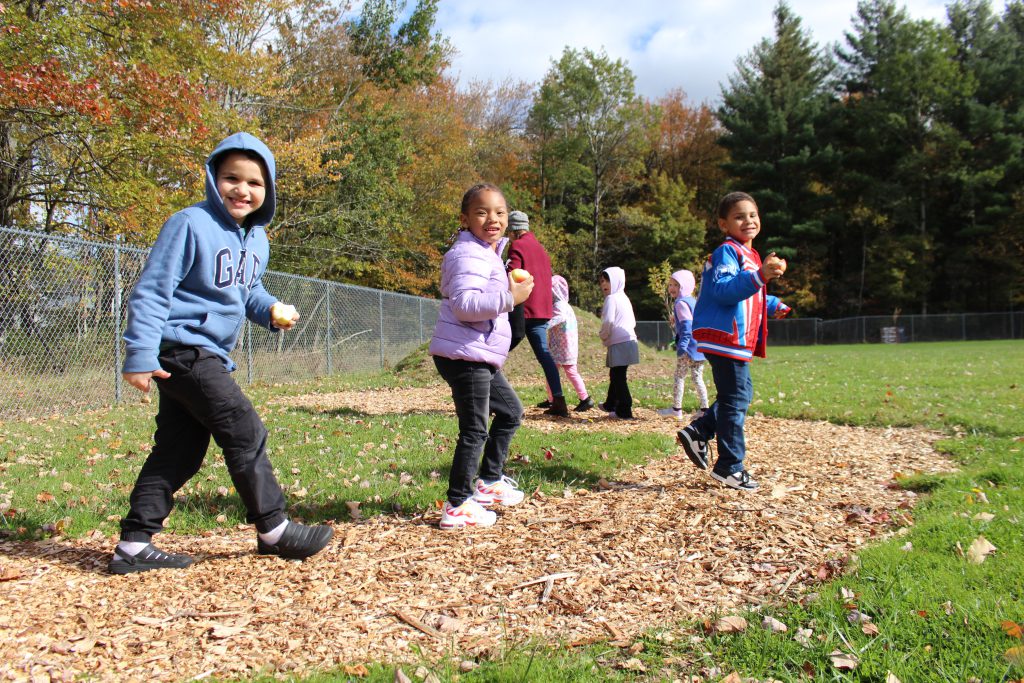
[509,268,530,283]
[271,303,297,327]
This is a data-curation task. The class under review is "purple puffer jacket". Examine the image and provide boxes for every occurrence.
[428,230,515,368]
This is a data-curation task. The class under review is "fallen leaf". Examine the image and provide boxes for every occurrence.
[720,673,742,683]
[619,657,646,672]
[1003,621,1024,640]
[343,663,369,677]
[973,512,995,522]
[966,535,997,564]
[794,628,814,648]
[1005,646,1024,667]
[762,616,788,633]
[830,650,858,670]
[886,673,902,683]
[847,610,872,624]
[862,623,880,637]
[393,668,412,683]
[713,616,748,634]
[36,491,55,503]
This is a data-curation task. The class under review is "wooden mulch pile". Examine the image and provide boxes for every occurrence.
[0,386,951,682]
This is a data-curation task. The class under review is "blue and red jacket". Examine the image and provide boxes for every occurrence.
[692,238,790,362]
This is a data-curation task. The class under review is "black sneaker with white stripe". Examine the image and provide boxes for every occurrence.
[108,544,194,574]
[710,469,760,491]
[676,425,708,470]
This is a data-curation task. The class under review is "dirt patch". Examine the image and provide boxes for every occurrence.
[0,386,952,682]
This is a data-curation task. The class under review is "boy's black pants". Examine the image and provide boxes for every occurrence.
[119,347,288,542]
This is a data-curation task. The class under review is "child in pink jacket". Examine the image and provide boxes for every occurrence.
[545,275,593,412]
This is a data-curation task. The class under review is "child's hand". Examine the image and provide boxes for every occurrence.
[123,370,170,401]
[509,272,535,306]
[270,302,300,330]
[761,252,787,281]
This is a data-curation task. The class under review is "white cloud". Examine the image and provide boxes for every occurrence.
[434,0,952,104]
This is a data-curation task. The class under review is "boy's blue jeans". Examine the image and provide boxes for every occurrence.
[525,319,563,397]
[691,354,753,477]
[434,356,523,506]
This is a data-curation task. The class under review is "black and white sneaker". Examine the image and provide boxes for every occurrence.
[108,544,194,574]
[710,469,760,491]
[676,426,708,470]
[257,521,334,560]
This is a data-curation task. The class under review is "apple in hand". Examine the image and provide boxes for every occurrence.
[271,302,298,328]
[509,268,530,283]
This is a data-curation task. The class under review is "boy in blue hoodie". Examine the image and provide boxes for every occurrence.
[110,133,333,574]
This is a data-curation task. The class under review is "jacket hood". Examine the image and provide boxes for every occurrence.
[671,269,695,297]
[205,132,276,229]
[552,274,569,303]
[603,267,625,295]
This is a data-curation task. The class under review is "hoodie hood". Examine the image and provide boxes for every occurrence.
[671,269,695,297]
[603,267,625,295]
[205,132,276,229]
[551,274,569,303]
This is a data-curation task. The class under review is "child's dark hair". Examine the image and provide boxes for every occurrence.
[460,183,504,214]
[598,271,610,282]
[213,148,268,178]
[717,191,756,218]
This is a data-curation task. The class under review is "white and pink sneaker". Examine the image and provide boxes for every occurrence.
[473,476,526,507]
[439,499,497,530]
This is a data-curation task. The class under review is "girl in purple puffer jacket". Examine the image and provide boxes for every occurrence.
[428,183,535,530]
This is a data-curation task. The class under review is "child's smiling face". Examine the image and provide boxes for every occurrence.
[718,199,760,246]
[460,189,508,249]
[216,152,266,225]
[668,279,680,298]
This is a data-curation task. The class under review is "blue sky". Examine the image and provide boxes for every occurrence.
[431,0,952,104]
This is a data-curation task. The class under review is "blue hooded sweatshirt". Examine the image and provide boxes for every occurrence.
[122,132,279,373]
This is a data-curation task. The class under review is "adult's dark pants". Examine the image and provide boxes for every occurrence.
[508,303,526,350]
[689,354,753,477]
[434,355,523,507]
[119,346,288,542]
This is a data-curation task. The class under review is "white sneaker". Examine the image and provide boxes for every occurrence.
[710,469,760,491]
[473,476,525,507]
[657,407,684,419]
[439,499,497,530]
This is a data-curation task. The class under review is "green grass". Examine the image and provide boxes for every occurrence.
[2,338,1023,682]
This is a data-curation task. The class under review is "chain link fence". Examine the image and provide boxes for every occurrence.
[0,227,439,420]
[636,311,1023,350]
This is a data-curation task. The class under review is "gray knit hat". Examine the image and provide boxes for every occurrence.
[508,210,530,231]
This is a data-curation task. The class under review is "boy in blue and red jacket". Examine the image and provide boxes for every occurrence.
[676,192,791,492]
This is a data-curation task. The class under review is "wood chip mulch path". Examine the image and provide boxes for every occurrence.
[0,386,952,682]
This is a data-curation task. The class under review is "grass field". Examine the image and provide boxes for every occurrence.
[1,339,1022,681]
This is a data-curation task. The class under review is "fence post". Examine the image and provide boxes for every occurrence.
[418,298,423,344]
[910,315,915,342]
[245,321,253,385]
[962,313,967,341]
[379,290,385,369]
[113,237,122,404]
[326,286,333,375]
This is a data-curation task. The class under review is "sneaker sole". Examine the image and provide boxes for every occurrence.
[108,559,193,574]
[439,519,495,530]
[473,493,526,507]
[676,431,708,470]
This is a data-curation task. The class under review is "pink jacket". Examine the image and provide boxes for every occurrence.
[428,230,515,368]
[547,275,578,365]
